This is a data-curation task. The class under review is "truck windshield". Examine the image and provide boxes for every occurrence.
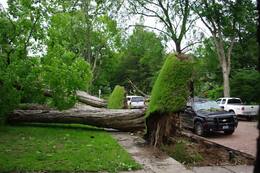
[131,97,144,102]
[193,101,221,112]
[227,99,242,104]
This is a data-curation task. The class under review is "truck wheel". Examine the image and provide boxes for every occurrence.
[195,122,204,136]
[224,129,234,135]
[229,110,235,114]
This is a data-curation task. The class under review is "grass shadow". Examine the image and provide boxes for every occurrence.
[8,123,105,132]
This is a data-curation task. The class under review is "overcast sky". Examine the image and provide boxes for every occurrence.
[0,0,7,8]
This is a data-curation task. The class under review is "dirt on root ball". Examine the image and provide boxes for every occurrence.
[161,135,255,167]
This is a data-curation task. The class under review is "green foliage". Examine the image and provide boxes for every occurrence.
[207,85,223,100]
[114,27,164,94]
[231,69,260,103]
[0,7,93,118]
[108,85,126,109]
[43,46,92,109]
[146,54,193,117]
[194,37,258,102]
[0,54,92,116]
[0,58,43,120]
[0,125,141,172]
[47,12,122,96]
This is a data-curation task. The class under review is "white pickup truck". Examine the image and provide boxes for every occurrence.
[216,97,259,120]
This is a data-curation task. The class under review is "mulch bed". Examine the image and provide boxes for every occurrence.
[161,132,255,167]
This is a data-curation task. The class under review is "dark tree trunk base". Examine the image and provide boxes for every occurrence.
[145,112,179,147]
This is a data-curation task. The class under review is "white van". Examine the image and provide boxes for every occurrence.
[126,96,145,109]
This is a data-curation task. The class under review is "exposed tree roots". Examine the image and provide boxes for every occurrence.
[145,112,180,147]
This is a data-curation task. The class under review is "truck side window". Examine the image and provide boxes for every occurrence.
[221,99,226,104]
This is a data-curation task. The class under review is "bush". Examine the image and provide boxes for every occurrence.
[108,85,126,109]
[146,54,193,117]
[231,69,260,103]
[207,85,223,100]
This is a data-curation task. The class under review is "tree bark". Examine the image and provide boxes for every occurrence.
[76,91,107,108]
[7,105,145,132]
[222,62,230,97]
[145,112,180,147]
[213,35,232,97]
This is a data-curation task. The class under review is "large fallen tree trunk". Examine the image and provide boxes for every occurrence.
[44,90,107,108]
[8,105,145,132]
[76,91,107,108]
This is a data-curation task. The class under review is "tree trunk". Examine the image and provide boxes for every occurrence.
[145,112,180,147]
[76,91,107,108]
[7,105,145,132]
[213,36,231,97]
[175,41,182,54]
[222,62,230,97]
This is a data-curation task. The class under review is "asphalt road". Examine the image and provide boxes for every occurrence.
[206,121,258,157]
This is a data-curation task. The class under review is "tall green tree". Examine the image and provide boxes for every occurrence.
[193,38,223,99]
[114,27,164,94]
[192,0,257,97]
[42,0,123,94]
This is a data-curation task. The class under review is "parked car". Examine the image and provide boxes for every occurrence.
[126,96,145,109]
[216,97,259,120]
[180,98,238,136]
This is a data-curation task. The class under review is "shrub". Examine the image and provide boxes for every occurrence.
[108,85,126,109]
[146,54,193,117]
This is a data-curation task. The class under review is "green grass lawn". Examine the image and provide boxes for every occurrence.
[0,124,141,172]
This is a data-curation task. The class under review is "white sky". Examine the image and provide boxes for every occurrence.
[0,0,7,8]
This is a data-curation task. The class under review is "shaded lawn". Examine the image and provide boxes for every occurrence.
[0,124,141,172]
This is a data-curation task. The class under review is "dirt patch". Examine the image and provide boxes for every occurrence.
[162,134,255,167]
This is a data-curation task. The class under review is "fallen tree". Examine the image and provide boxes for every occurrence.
[44,90,107,108]
[76,91,107,108]
[145,54,193,147]
[7,104,145,132]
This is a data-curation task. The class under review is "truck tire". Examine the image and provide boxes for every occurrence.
[229,110,235,114]
[224,129,234,135]
[195,121,204,136]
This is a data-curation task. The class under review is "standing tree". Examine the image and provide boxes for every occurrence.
[44,0,123,94]
[113,27,164,93]
[145,54,193,147]
[127,0,196,53]
[192,0,257,97]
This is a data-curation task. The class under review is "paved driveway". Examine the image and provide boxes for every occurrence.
[206,121,258,156]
